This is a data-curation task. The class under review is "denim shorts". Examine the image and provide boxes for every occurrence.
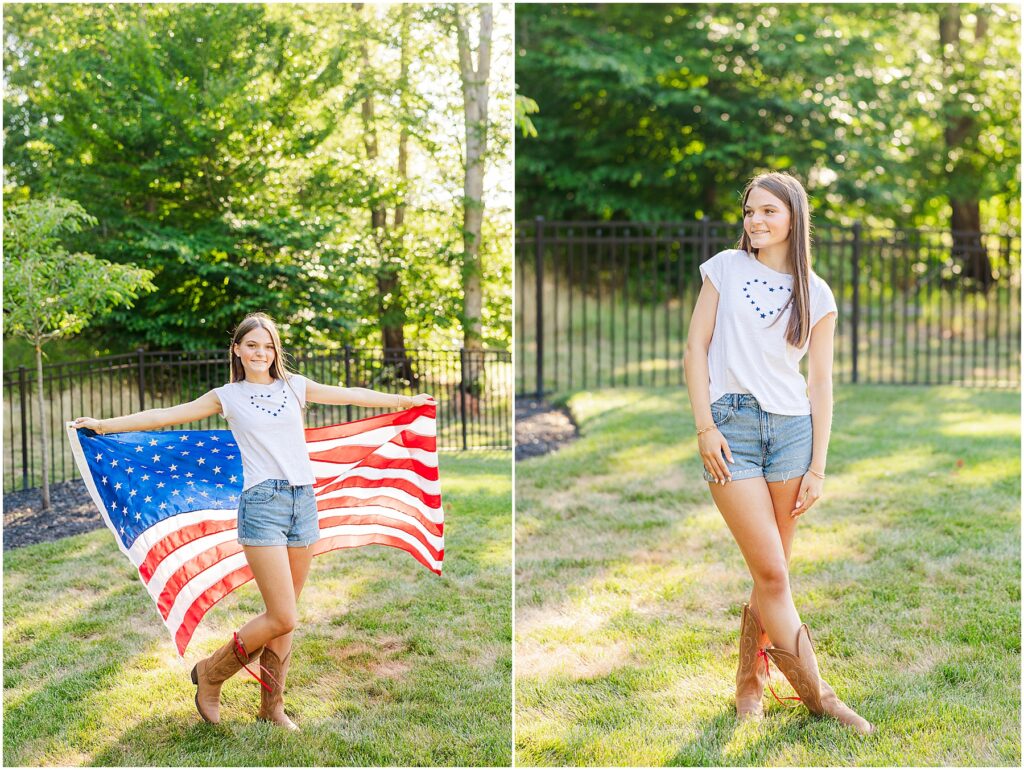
[701,394,813,484]
[237,479,320,547]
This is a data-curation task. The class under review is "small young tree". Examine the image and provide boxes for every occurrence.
[3,197,156,509]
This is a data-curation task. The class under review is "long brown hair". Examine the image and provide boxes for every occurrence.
[735,171,814,348]
[228,312,304,410]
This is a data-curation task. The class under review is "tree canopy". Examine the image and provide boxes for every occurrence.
[3,2,512,360]
[515,3,1020,233]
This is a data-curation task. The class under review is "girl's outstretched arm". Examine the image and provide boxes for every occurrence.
[71,390,223,434]
[305,379,433,409]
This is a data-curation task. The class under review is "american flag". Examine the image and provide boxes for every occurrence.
[66,404,444,656]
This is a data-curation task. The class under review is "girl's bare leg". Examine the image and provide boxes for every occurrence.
[747,476,803,645]
[709,477,802,653]
[235,545,301,651]
[265,546,316,658]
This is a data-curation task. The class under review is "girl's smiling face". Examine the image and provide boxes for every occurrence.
[743,186,792,252]
[233,326,276,378]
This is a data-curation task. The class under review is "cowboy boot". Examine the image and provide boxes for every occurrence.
[257,646,299,731]
[765,624,874,735]
[190,632,263,724]
[736,603,769,720]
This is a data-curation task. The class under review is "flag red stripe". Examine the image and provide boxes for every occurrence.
[312,532,443,575]
[157,540,245,619]
[317,494,443,536]
[173,564,254,656]
[304,406,431,441]
[387,431,436,452]
[309,450,439,481]
[139,518,236,582]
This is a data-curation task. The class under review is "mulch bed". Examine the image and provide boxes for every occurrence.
[515,399,579,461]
[3,480,104,551]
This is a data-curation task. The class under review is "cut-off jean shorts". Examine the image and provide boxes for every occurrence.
[237,478,320,548]
[702,394,813,484]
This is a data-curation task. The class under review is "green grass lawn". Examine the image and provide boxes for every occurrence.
[515,385,1020,766]
[4,452,512,767]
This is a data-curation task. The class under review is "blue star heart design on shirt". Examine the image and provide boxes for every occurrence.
[742,279,791,320]
[249,390,288,417]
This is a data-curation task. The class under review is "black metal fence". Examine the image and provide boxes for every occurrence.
[4,346,512,492]
[516,218,1020,396]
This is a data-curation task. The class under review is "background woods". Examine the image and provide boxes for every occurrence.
[515,4,1020,254]
[3,2,512,360]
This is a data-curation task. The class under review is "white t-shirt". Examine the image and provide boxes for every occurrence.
[699,249,838,415]
[214,373,316,491]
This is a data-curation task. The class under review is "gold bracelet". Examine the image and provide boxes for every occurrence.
[808,468,826,479]
[696,425,716,436]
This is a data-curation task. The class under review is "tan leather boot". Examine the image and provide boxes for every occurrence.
[257,647,299,731]
[766,624,874,735]
[735,603,769,720]
[190,632,263,724]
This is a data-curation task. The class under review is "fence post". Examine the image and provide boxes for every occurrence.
[459,347,469,451]
[344,344,352,423]
[851,222,861,384]
[534,216,544,399]
[136,348,146,411]
[18,366,29,491]
[700,216,710,265]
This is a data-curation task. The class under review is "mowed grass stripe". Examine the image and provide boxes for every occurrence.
[4,452,512,767]
[515,385,1019,767]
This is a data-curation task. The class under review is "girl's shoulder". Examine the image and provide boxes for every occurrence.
[711,248,748,262]
[808,269,834,293]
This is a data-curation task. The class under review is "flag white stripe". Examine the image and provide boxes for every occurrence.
[316,485,443,523]
[316,523,442,570]
[66,423,131,560]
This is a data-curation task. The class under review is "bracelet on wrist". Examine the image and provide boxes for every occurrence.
[696,425,716,436]
[807,468,826,479]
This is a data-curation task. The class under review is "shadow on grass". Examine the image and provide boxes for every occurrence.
[515,384,1020,766]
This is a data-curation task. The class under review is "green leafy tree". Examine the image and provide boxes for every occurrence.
[3,197,156,509]
[4,3,361,351]
[5,2,513,362]
[515,2,1020,249]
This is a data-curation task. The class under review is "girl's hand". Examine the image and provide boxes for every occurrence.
[698,427,734,484]
[71,417,104,433]
[410,393,434,407]
[791,473,824,517]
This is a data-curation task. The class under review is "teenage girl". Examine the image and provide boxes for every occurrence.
[683,172,873,734]
[72,312,432,730]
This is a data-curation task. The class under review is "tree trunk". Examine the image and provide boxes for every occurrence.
[456,4,492,395]
[35,343,51,510]
[359,4,417,385]
[939,4,992,289]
